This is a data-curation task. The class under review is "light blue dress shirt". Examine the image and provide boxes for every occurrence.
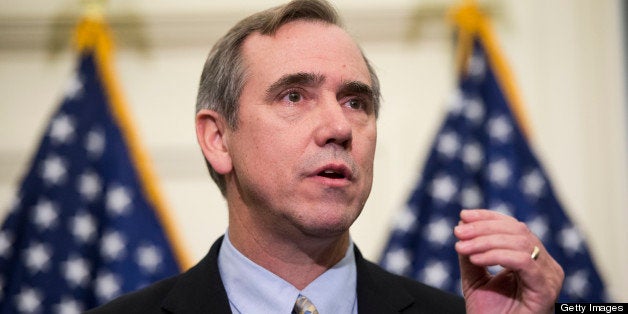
[218,231,358,314]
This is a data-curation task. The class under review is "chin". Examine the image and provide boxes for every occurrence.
[299,223,350,239]
[297,208,361,238]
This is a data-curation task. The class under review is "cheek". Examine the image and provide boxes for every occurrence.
[357,128,377,191]
[235,128,299,181]
[356,126,377,165]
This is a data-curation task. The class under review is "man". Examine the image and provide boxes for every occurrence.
[89,0,564,313]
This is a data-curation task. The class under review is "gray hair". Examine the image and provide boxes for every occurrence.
[196,0,381,196]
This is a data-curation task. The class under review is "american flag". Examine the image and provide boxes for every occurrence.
[379,38,607,302]
[0,49,181,312]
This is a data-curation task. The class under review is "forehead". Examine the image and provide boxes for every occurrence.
[240,20,371,85]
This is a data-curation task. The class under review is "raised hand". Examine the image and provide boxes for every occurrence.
[454,209,564,314]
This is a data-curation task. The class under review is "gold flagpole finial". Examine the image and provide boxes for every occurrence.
[447,0,485,35]
[74,0,112,53]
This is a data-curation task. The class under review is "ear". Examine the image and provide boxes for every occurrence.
[195,109,233,175]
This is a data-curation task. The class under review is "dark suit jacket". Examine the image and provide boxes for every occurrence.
[87,237,465,313]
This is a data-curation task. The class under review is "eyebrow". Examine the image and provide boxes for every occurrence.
[264,72,325,101]
[338,80,375,104]
[263,72,375,106]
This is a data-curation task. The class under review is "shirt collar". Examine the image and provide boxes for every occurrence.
[218,231,357,314]
[301,242,357,314]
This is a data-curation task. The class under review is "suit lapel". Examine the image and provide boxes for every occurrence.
[158,238,423,313]
[355,246,415,314]
[161,237,232,314]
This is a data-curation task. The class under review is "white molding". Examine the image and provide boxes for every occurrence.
[0,4,502,51]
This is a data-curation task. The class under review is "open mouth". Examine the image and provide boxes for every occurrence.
[318,169,347,179]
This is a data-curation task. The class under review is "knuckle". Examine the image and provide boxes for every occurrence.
[515,221,529,234]
[515,236,529,250]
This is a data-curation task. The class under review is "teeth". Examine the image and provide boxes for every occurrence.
[320,169,345,179]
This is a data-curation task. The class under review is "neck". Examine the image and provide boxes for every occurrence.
[227,208,351,290]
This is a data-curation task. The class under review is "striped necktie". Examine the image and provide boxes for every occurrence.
[292,294,319,314]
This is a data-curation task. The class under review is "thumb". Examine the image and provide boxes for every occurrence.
[458,252,490,295]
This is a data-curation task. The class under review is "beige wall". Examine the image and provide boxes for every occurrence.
[1,0,626,300]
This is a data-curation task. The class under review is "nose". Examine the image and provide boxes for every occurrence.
[314,97,352,148]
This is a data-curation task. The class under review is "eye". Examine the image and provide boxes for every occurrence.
[285,91,302,103]
[345,98,365,111]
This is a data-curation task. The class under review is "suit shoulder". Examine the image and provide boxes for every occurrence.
[361,259,465,313]
[85,275,179,313]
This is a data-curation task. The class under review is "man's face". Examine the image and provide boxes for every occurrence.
[226,21,377,238]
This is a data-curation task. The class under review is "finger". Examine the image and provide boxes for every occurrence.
[458,252,490,295]
[460,209,517,223]
[465,248,533,270]
[454,219,531,240]
[516,246,565,303]
[455,234,534,256]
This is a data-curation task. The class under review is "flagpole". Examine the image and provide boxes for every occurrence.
[447,0,533,139]
[74,1,193,270]
[380,0,609,302]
